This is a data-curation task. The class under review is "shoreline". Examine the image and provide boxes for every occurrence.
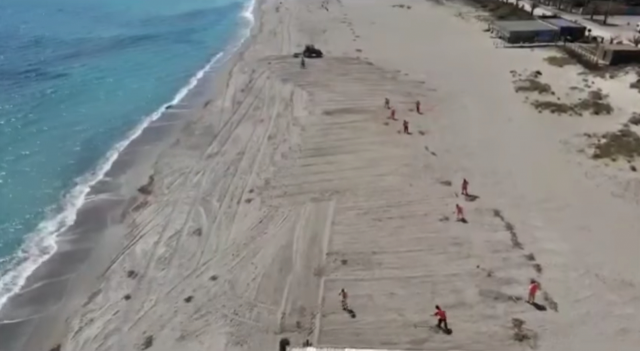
[0,0,263,349]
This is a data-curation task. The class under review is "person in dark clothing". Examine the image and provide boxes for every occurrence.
[339,288,348,310]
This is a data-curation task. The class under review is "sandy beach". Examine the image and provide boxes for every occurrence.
[6,0,640,350]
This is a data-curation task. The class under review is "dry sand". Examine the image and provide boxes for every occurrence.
[19,0,640,350]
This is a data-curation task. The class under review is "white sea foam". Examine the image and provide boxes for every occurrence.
[243,0,256,25]
[0,10,258,309]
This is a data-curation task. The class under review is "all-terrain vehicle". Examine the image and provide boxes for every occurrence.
[293,44,324,59]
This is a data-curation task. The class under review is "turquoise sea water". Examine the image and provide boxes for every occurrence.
[0,0,251,306]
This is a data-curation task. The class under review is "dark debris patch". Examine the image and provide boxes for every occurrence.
[592,127,640,160]
[511,318,538,348]
[543,291,559,312]
[141,335,154,350]
[532,263,543,274]
[544,55,577,68]
[492,209,523,250]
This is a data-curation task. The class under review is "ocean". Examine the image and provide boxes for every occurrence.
[0,0,253,308]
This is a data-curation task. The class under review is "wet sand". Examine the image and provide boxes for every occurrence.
[6,0,640,350]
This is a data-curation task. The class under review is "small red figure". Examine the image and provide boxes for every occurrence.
[434,305,448,330]
[455,204,464,221]
[390,108,397,120]
[403,120,409,134]
[416,100,422,114]
[384,97,390,109]
[461,178,469,196]
[528,280,540,304]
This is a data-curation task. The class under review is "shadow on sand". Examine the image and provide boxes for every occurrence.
[464,194,480,202]
[529,301,547,312]
[345,308,356,318]
[429,325,453,335]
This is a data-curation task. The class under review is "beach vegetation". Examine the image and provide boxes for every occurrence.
[573,90,613,115]
[630,77,640,93]
[513,76,553,94]
[544,55,577,67]
[529,89,612,116]
[592,128,640,160]
[628,113,640,126]
[531,100,577,115]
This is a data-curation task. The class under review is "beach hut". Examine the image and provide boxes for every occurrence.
[541,17,586,41]
[492,20,560,44]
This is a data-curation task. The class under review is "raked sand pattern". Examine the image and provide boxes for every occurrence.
[22,0,640,350]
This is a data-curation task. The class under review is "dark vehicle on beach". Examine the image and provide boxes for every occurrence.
[293,44,324,59]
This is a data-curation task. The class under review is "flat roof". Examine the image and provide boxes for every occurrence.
[542,17,586,28]
[493,20,558,32]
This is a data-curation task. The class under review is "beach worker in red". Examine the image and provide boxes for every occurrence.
[416,100,421,114]
[403,120,409,134]
[390,108,397,120]
[461,178,469,196]
[434,305,448,330]
[384,97,390,109]
[528,279,540,304]
[455,204,464,221]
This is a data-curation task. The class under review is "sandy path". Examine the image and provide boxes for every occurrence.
[53,0,640,351]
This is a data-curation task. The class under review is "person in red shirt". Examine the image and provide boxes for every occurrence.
[390,108,397,120]
[455,204,465,221]
[461,178,469,196]
[528,279,540,304]
[403,120,409,134]
[416,100,422,114]
[434,305,448,330]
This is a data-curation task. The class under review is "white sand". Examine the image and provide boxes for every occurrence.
[41,0,640,350]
